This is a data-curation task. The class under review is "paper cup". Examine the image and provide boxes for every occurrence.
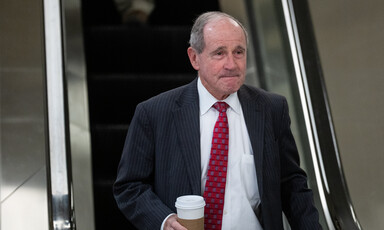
[175,195,205,230]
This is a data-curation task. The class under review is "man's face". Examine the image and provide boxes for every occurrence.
[188,18,247,100]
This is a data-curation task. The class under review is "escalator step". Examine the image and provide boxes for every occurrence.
[87,73,196,125]
[85,25,194,74]
[91,124,128,180]
[93,180,136,229]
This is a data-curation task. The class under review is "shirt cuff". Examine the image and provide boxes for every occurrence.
[160,213,176,230]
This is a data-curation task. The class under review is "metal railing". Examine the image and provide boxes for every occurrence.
[281,0,362,229]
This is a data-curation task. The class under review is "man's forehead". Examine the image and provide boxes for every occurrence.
[203,19,245,42]
[204,30,246,48]
[205,17,241,31]
[207,43,246,53]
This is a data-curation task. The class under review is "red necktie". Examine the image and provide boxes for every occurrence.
[203,102,229,230]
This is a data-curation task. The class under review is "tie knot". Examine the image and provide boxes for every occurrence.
[213,102,229,113]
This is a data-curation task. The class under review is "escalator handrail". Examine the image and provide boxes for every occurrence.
[281,0,362,229]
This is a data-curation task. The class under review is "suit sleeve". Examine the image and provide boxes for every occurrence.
[278,99,322,229]
[113,104,173,229]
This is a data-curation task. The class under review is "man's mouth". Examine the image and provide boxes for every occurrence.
[220,74,239,78]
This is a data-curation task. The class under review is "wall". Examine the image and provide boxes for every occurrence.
[308,1,384,229]
[0,0,50,229]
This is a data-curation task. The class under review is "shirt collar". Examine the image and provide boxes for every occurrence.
[197,77,241,116]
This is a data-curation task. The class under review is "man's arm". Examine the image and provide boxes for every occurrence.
[278,99,322,229]
[113,104,173,229]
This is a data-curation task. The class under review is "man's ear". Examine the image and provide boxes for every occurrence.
[187,47,200,70]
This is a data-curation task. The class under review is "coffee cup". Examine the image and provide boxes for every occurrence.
[175,195,205,230]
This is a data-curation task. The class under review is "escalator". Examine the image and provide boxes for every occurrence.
[2,0,382,229]
[80,0,364,229]
[81,0,219,228]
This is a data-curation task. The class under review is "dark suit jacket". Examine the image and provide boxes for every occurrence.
[113,78,321,230]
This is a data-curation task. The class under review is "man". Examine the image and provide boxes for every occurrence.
[113,11,321,230]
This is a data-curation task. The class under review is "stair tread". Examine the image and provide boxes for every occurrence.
[85,25,193,74]
[85,24,197,230]
[88,72,196,81]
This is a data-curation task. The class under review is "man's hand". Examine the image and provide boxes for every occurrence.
[163,214,188,230]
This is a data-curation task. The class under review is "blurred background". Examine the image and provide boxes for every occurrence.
[1,0,383,229]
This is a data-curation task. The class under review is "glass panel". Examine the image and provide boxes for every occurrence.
[245,0,328,228]
[0,0,50,229]
[308,1,384,229]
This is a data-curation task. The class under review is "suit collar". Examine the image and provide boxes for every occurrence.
[175,78,199,108]
[197,77,241,116]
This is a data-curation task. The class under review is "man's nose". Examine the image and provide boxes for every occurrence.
[224,55,236,69]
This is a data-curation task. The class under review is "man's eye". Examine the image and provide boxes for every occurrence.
[234,50,245,57]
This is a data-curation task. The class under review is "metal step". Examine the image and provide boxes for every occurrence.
[85,25,194,74]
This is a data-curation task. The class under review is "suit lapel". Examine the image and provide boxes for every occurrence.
[172,79,201,195]
[238,87,265,198]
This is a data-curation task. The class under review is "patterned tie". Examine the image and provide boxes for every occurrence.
[203,102,229,230]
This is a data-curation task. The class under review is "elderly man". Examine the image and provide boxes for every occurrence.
[114,11,321,230]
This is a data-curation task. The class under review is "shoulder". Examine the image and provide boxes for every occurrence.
[239,84,287,108]
[240,85,291,137]
[136,78,198,112]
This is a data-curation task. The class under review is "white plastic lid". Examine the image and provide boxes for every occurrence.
[175,195,206,209]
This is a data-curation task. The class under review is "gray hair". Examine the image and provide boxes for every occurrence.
[189,11,249,54]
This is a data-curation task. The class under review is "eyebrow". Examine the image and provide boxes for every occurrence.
[210,45,246,55]
[210,46,226,55]
[235,45,246,52]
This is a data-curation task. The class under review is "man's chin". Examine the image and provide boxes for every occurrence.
[223,86,241,96]
[222,80,244,92]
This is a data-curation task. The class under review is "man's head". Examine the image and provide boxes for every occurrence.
[187,11,248,100]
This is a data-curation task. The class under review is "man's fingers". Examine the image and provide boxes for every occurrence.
[170,220,187,230]
[165,214,187,230]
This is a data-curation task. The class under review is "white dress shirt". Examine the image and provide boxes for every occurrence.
[198,78,263,230]
[161,79,263,230]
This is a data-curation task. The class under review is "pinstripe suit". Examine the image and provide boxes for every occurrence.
[113,78,321,230]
